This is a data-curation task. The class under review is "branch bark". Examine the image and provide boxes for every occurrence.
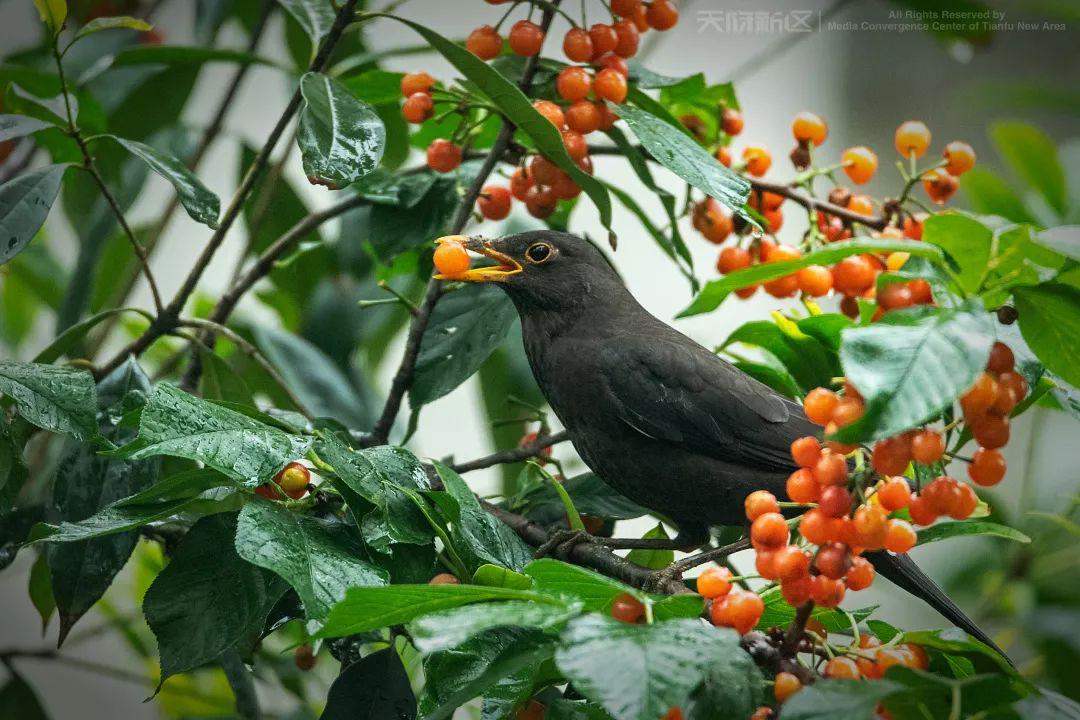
[451,431,570,474]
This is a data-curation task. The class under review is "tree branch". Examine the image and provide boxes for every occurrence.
[451,431,570,473]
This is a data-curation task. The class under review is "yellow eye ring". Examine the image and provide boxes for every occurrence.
[526,242,554,263]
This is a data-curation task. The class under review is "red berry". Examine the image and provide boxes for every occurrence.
[942,141,976,176]
[645,0,679,30]
[908,495,938,526]
[427,139,462,173]
[612,19,640,57]
[400,71,435,97]
[846,555,875,590]
[781,575,812,607]
[810,575,845,608]
[750,511,789,549]
[790,436,822,468]
[710,589,763,634]
[594,52,629,77]
[923,168,958,204]
[803,388,838,426]
[565,101,601,135]
[813,451,849,487]
[717,245,751,274]
[774,545,811,581]
[987,342,1015,374]
[814,542,851,580]
[532,100,566,128]
[910,430,945,465]
[611,0,642,16]
[508,20,544,56]
[556,66,592,102]
[696,566,733,599]
[478,185,512,220]
[594,68,628,103]
[561,128,589,160]
[721,108,744,136]
[971,413,1009,449]
[524,186,557,219]
[510,167,533,200]
[466,25,503,60]
[610,592,645,623]
[798,509,831,545]
[969,447,1006,486]
[877,478,912,511]
[589,23,618,57]
[787,468,820,504]
[831,255,876,295]
[402,92,434,123]
[563,27,594,62]
[818,486,852,519]
[872,435,912,476]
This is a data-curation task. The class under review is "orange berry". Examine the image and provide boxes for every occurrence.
[556,67,592,102]
[803,388,839,425]
[791,437,822,468]
[745,490,780,521]
[971,412,1009,449]
[532,100,565,128]
[992,384,1017,418]
[274,461,310,494]
[742,147,772,176]
[478,185,512,220]
[774,672,802,702]
[961,372,999,418]
[884,519,917,553]
[645,0,679,30]
[942,141,976,176]
[813,451,849,487]
[721,108,744,136]
[717,245,751,274]
[710,588,764,634]
[922,477,962,517]
[969,447,1006,487]
[872,435,912,476]
[610,0,642,17]
[529,155,560,186]
[787,468,820,504]
[797,265,833,297]
[877,478,912,511]
[846,555,876,591]
[696,566,733,599]
[792,111,828,146]
[910,430,945,465]
[923,168,958,204]
[750,511,789,549]
[798,509,831,545]
[895,120,931,158]
[877,281,914,311]
[755,549,779,580]
[594,68,628,103]
[466,25,503,60]
[774,545,811,581]
[907,495,938,526]
[612,19,640,57]
[561,128,589,160]
[810,575,846,608]
[831,397,864,428]
[508,20,544,56]
[429,573,460,585]
[715,145,732,166]
[842,146,878,184]
[818,485,852,519]
[763,208,784,234]
[400,71,435,97]
[433,240,471,277]
[661,708,685,720]
[987,342,1015,374]
[950,483,978,520]
[814,542,851,580]
[854,505,889,550]
[551,171,581,200]
[402,92,434,123]
[825,657,860,679]
[998,371,1027,401]
[563,27,594,62]
[832,255,877,295]
[781,575,812,607]
[594,52,629,77]
[847,194,874,216]
[588,23,618,56]
[610,592,645,623]
[564,101,600,135]
[427,139,462,173]
[510,167,533,200]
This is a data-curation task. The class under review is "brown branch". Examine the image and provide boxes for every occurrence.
[451,431,570,473]
[363,1,562,447]
[783,600,816,656]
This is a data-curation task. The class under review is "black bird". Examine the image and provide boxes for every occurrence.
[436,229,1001,653]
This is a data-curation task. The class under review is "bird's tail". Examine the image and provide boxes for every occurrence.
[865,550,1012,665]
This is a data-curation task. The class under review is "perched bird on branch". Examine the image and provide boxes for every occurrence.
[435,229,1003,655]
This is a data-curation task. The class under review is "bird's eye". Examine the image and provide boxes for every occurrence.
[526,242,553,263]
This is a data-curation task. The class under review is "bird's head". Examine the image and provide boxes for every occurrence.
[433,230,624,312]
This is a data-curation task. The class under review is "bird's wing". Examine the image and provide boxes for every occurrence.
[598,336,814,471]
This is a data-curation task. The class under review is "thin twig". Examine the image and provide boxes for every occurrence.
[451,431,570,473]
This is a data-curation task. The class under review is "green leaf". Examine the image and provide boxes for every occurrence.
[110,383,312,485]
[721,318,838,395]
[0,671,49,719]
[373,14,612,233]
[0,164,67,265]
[683,643,764,720]
[33,0,66,34]
[27,551,55,634]
[991,122,1067,217]
[900,627,1016,676]
[1014,283,1080,388]
[368,171,464,262]
[1034,225,1080,260]
[235,498,388,619]
[832,301,995,442]
[922,214,992,294]
[472,564,533,590]
[321,647,417,720]
[960,168,1037,225]
[410,598,581,653]
[0,114,51,142]
[297,72,385,188]
[612,101,749,218]
[525,558,640,612]
[555,615,746,720]
[679,238,942,316]
[435,461,534,572]
[339,69,405,106]
[781,679,905,720]
[109,45,275,69]
[143,513,287,684]
[32,307,152,364]
[756,585,876,633]
[317,584,556,638]
[626,524,673,570]
[917,520,1031,546]
[0,360,96,441]
[74,15,152,40]
[104,135,220,228]
[278,0,335,44]
[410,284,518,406]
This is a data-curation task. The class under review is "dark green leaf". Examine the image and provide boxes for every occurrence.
[435,461,533,572]
[525,559,641,612]
[318,584,555,639]
[110,45,275,69]
[612,101,749,218]
[991,122,1067,217]
[110,383,312,485]
[27,551,54,634]
[74,15,152,40]
[235,498,388,618]
[626,523,673,570]
[680,238,943,316]
[0,164,67,265]
[410,284,517,406]
[297,72,385,188]
[104,135,220,227]
[0,361,96,442]
[1014,283,1080,388]
[683,641,764,720]
[900,627,1016,676]
[781,679,904,720]
[368,171,468,262]
[144,513,287,684]
[32,308,151,364]
[410,598,581,653]
[721,319,837,395]
[320,647,416,720]
[917,520,1030,546]
[0,114,51,142]
[756,585,876,633]
[339,69,404,106]
[278,0,335,44]
[833,301,995,442]
[555,615,746,720]
[374,14,612,232]
[922,214,992,294]
[0,671,49,720]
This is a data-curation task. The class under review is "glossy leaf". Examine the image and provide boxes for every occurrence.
[900,627,1016,676]
[0,671,49,719]
[613,101,749,217]
[318,584,553,638]
[410,284,518,406]
[922,214,992,294]
[144,513,287,684]
[917,520,1031,546]
[374,14,612,232]
[472,564,533,590]
[781,680,904,720]
[235,498,388,618]
[0,360,96,441]
[27,552,54,633]
[626,524,674,570]
[104,135,220,228]
[0,164,67,265]
[368,171,467,261]
[680,238,943,316]
[1014,283,1080,387]
[0,114,51,142]
[320,647,416,720]
[556,615,746,720]
[110,383,312,485]
[74,15,152,40]
[833,301,995,442]
[278,0,335,43]
[410,598,581,654]
[32,0,66,33]
[297,72,385,188]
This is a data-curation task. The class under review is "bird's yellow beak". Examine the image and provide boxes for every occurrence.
[433,235,523,283]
